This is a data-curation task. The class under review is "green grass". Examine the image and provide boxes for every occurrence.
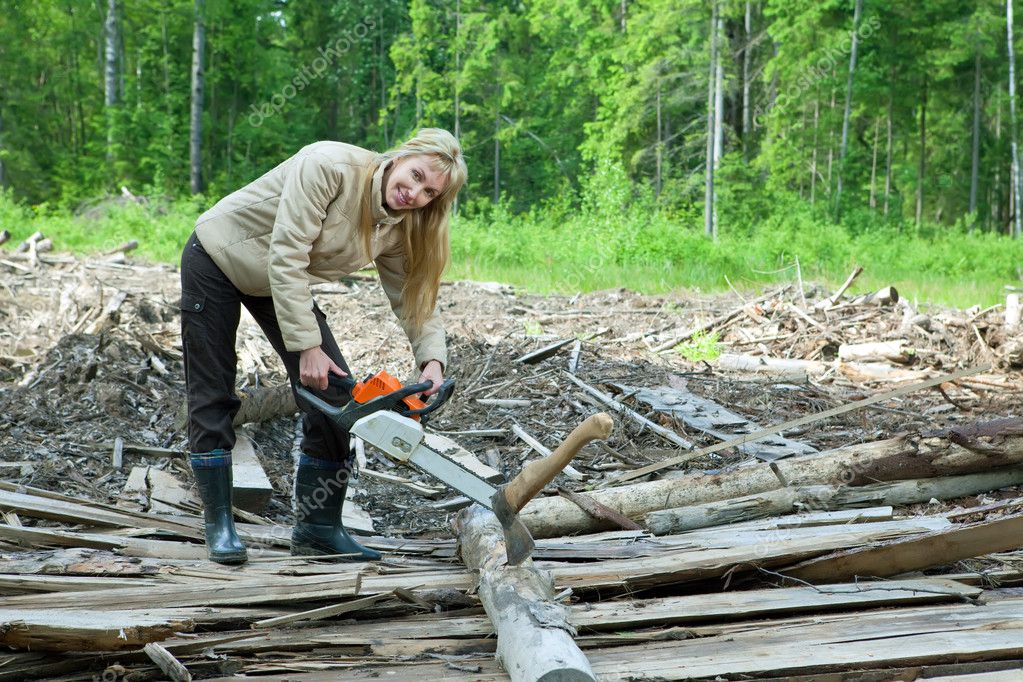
[0,191,205,264]
[2,186,1018,310]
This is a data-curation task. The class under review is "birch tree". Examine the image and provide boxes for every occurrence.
[834,0,862,219]
[1008,0,1022,237]
[104,0,119,161]
[189,0,205,194]
[704,0,719,238]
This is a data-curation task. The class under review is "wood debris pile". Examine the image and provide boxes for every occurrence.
[1,248,1023,680]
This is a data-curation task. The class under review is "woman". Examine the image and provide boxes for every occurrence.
[180,129,467,564]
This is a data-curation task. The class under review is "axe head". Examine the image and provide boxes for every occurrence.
[491,489,535,565]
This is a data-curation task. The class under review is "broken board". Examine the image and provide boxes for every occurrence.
[616,383,818,461]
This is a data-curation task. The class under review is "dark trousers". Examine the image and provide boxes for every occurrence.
[180,233,353,465]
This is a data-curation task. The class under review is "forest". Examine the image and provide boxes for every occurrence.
[2,0,1023,297]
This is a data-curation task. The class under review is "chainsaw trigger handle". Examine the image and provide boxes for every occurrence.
[327,373,356,392]
[403,379,455,423]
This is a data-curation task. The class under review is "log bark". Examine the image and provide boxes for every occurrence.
[232,385,296,426]
[1006,293,1021,331]
[519,417,1023,539]
[454,505,595,682]
[838,340,915,365]
[646,465,1023,535]
[844,285,899,308]
[715,353,827,381]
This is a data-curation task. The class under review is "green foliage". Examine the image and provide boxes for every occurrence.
[674,330,722,362]
[2,0,1023,310]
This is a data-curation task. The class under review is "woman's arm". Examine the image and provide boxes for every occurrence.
[267,150,345,355]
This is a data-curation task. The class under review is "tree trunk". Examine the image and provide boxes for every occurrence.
[189,0,205,195]
[646,466,1023,535]
[453,505,596,681]
[104,0,118,161]
[1008,0,1022,238]
[655,79,662,198]
[826,82,836,191]
[703,0,719,238]
[378,8,388,146]
[970,50,982,216]
[712,9,724,238]
[916,76,927,228]
[493,102,500,202]
[454,0,461,141]
[834,0,862,220]
[742,0,752,159]
[883,81,894,216]
[811,95,820,204]
[996,96,1003,228]
[0,104,5,190]
[517,418,1023,539]
[869,117,879,209]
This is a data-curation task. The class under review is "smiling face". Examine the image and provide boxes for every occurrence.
[383,154,449,211]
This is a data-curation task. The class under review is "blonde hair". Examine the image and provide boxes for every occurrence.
[358,128,468,334]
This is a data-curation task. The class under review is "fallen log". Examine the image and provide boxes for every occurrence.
[645,465,1023,535]
[454,505,596,682]
[232,385,296,426]
[519,416,1023,539]
[715,353,826,381]
[838,340,915,365]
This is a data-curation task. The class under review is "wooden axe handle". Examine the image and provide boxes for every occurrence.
[502,412,613,513]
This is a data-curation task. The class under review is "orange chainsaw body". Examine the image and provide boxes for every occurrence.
[350,371,426,420]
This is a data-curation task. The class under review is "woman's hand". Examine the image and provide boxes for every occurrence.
[299,346,348,390]
[418,360,444,396]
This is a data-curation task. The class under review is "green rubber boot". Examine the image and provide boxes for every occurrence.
[291,456,381,561]
[190,450,247,565]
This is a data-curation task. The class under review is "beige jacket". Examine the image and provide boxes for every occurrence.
[194,141,447,369]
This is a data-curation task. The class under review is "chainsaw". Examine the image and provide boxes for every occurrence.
[295,370,613,565]
[294,370,455,431]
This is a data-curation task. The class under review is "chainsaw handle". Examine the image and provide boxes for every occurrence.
[404,378,456,422]
[294,385,344,420]
[327,373,356,392]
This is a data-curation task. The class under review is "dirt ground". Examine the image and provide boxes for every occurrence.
[1,250,1022,540]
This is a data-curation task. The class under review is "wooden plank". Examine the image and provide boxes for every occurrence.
[569,578,979,631]
[0,609,194,652]
[148,467,198,515]
[617,383,818,461]
[0,486,202,538]
[583,598,1023,680]
[0,574,161,594]
[0,521,964,613]
[786,512,1023,583]
[231,431,273,514]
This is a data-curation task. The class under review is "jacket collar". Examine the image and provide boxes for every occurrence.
[371,159,405,226]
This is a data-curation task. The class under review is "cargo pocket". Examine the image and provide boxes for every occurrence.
[180,290,208,347]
